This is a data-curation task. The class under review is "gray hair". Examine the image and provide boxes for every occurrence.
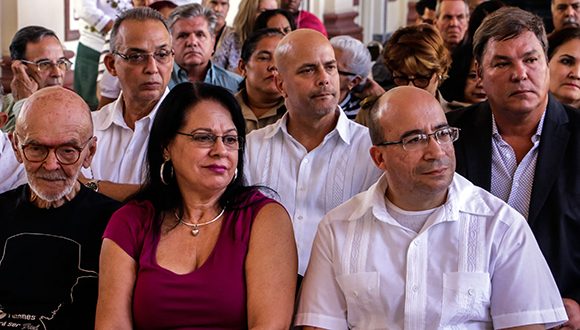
[168,3,217,36]
[435,0,469,19]
[473,7,548,67]
[110,7,169,52]
[330,35,372,82]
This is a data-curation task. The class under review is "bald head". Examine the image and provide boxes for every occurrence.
[16,86,93,139]
[273,29,340,118]
[369,86,444,144]
[275,29,332,75]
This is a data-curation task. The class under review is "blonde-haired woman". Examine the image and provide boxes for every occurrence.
[213,0,278,73]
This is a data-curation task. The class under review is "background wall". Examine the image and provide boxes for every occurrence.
[0,0,410,57]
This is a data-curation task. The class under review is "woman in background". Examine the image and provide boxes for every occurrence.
[548,27,580,109]
[213,0,278,73]
[383,24,453,110]
[236,28,286,132]
[95,82,297,329]
[254,9,296,35]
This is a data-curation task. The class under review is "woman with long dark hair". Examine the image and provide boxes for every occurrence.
[96,82,297,329]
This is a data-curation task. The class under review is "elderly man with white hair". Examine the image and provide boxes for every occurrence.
[330,35,372,119]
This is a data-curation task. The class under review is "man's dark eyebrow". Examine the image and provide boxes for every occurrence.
[399,129,424,139]
[399,123,450,139]
[324,59,337,66]
[255,50,273,56]
[491,49,540,61]
[124,44,171,53]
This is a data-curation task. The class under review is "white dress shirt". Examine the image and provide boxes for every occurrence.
[0,133,26,194]
[296,173,567,329]
[244,110,382,274]
[86,89,168,184]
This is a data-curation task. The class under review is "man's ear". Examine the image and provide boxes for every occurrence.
[369,145,387,171]
[81,136,97,168]
[348,76,363,91]
[274,74,287,98]
[9,132,24,163]
[104,53,118,77]
[238,59,247,78]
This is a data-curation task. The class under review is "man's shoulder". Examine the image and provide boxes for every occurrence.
[452,174,525,224]
[322,181,379,225]
[555,100,580,125]
[210,62,242,83]
[91,99,118,130]
[0,185,28,211]
[77,186,122,211]
[246,120,282,142]
[446,102,487,127]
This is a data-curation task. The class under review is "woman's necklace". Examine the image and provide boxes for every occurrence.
[175,208,225,236]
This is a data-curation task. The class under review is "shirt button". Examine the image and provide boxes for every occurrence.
[468,289,474,296]
[412,285,419,292]
[413,240,420,246]
[297,216,303,220]
[353,291,359,297]
[303,158,309,164]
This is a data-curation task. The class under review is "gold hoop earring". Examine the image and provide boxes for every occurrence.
[160,159,173,185]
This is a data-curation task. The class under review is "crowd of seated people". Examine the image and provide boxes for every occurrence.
[0,1,579,329]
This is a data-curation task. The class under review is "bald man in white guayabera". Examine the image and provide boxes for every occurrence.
[296,87,567,330]
[244,29,382,277]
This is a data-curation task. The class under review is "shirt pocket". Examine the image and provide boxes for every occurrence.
[440,272,492,327]
[336,272,389,329]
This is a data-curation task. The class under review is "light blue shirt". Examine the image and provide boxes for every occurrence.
[168,61,242,93]
[490,111,546,219]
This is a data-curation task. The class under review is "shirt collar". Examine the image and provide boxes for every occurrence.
[262,106,353,144]
[95,89,169,131]
[491,109,546,144]
[370,173,495,226]
[204,61,216,83]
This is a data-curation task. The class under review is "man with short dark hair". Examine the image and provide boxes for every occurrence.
[296,86,567,330]
[1,26,71,132]
[0,86,120,329]
[447,7,580,328]
[415,0,437,25]
[551,0,580,31]
[168,3,242,92]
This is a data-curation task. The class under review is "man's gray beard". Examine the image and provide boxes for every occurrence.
[27,170,80,202]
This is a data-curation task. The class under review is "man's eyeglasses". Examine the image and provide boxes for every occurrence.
[113,49,174,65]
[392,73,433,89]
[20,58,72,72]
[375,127,460,151]
[19,137,93,165]
[176,132,243,150]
